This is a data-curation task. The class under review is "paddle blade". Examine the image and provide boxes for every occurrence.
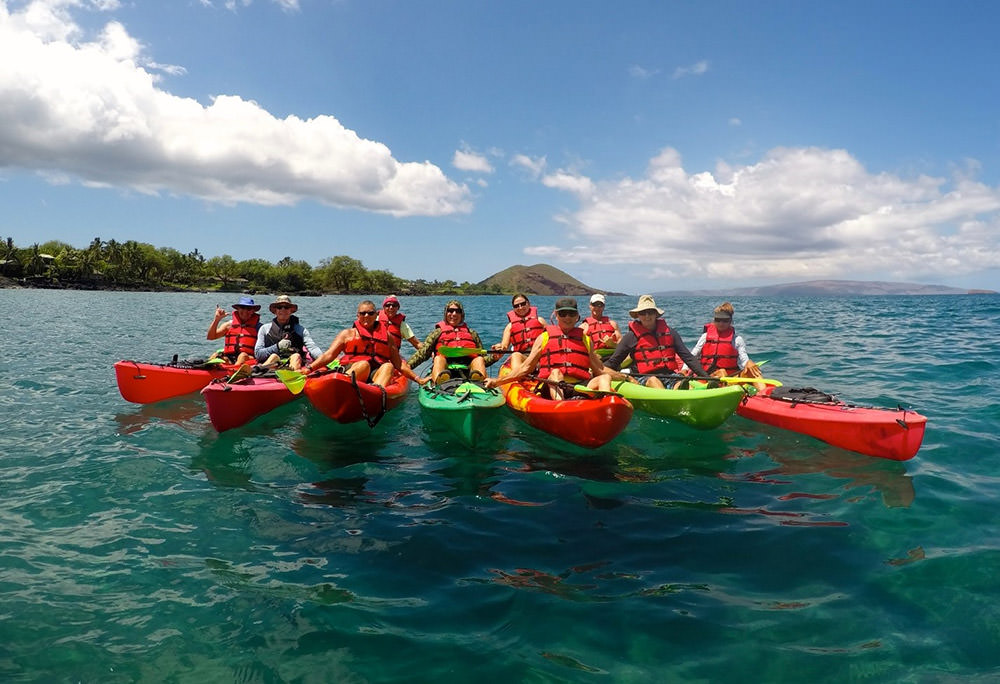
[276,369,307,394]
[438,346,487,358]
[227,364,252,383]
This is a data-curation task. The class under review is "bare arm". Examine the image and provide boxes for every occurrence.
[207,308,230,340]
[307,328,352,372]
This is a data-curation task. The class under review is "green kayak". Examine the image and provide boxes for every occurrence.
[418,378,506,445]
[610,379,749,429]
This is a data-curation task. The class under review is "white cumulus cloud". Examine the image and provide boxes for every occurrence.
[452,147,494,173]
[0,0,471,216]
[672,60,709,79]
[527,147,1000,283]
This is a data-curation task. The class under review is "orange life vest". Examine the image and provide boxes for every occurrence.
[538,325,592,381]
[378,309,406,348]
[506,306,546,352]
[628,319,678,374]
[699,323,739,373]
[223,312,260,357]
[434,320,477,351]
[340,321,393,366]
[584,315,616,346]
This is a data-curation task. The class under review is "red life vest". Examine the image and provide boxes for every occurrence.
[584,315,616,346]
[628,319,678,374]
[340,321,393,366]
[223,312,260,357]
[538,325,592,381]
[506,306,546,352]
[699,323,739,373]
[378,309,406,348]
[434,320,477,351]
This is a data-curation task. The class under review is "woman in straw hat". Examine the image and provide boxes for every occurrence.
[254,295,323,371]
[604,295,710,389]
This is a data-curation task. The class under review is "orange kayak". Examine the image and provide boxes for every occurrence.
[736,385,927,461]
[498,364,633,448]
[303,370,409,425]
[115,360,237,404]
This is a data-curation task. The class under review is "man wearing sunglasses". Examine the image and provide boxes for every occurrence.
[254,295,323,371]
[485,297,629,400]
[206,295,261,366]
[306,301,426,387]
[580,293,622,351]
[686,302,765,390]
[407,300,490,384]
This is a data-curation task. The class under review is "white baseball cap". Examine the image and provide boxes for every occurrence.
[590,294,606,304]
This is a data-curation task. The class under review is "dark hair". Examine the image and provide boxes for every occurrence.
[511,293,530,306]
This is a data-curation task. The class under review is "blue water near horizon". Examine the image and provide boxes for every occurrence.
[1,289,998,682]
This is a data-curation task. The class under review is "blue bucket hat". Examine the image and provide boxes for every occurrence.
[234,296,261,310]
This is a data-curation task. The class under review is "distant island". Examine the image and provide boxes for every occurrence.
[2,236,995,297]
[654,279,997,297]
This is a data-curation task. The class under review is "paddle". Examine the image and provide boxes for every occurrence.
[438,346,514,358]
[226,363,252,383]
[528,375,619,397]
[276,368,308,394]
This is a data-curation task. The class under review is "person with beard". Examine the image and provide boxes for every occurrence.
[254,295,323,371]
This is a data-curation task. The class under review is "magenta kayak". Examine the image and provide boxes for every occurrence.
[201,375,301,432]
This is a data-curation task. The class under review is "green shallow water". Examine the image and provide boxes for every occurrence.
[1,290,998,682]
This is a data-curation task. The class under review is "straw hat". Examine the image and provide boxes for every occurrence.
[269,295,298,314]
[628,295,664,318]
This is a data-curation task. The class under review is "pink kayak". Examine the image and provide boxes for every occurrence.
[201,375,301,432]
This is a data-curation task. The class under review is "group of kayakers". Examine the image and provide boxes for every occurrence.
[206,291,764,395]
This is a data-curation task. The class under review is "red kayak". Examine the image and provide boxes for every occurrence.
[498,365,633,448]
[201,374,301,431]
[115,360,238,404]
[303,370,409,425]
[736,386,927,461]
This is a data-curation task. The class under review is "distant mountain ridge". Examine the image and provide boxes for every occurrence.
[478,263,624,296]
[654,280,996,297]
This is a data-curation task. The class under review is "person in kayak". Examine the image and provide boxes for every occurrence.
[306,300,427,387]
[485,297,629,400]
[206,296,261,366]
[686,302,765,390]
[379,295,421,351]
[580,293,621,350]
[407,300,491,384]
[604,295,711,389]
[254,295,323,371]
[491,293,547,360]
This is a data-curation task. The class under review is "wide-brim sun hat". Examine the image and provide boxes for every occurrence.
[269,294,299,314]
[629,294,664,318]
[234,296,261,310]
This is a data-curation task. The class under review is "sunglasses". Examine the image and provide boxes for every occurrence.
[274,305,293,310]
[446,308,463,314]
[591,302,605,307]
[358,310,377,316]
[556,310,577,317]
[637,310,658,316]
[383,303,399,309]
[513,301,529,308]
[714,317,732,323]
[234,305,253,310]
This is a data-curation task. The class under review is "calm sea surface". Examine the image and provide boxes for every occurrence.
[1,289,998,682]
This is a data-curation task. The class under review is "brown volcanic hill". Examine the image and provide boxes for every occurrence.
[478,264,614,296]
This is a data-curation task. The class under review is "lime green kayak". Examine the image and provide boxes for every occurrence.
[418,379,506,445]
[610,379,748,429]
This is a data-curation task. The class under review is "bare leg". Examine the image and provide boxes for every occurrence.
[288,353,303,371]
[347,360,372,383]
[370,362,394,387]
[469,356,487,381]
[431,354,450,383]
[547,369,566,400]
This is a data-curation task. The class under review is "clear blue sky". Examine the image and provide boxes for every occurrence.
[2,0,999,293]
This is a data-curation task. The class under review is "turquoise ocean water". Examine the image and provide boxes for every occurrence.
[1,289,998,682]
